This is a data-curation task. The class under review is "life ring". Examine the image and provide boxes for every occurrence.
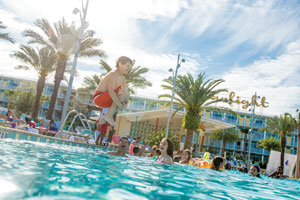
[194,160,213,168]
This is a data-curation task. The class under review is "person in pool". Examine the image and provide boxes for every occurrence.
[179,149,192,164]
[268,166,284,179]
[133,147,139,156]
[156,138,173,164]
[147,145,158,157]
[129,136,142,155]
[250,165,261,178]
[211,156,225,170]
[107,137,130,157]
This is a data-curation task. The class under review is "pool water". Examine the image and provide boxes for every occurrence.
[1,139,300,200]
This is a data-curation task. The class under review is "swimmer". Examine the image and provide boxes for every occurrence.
[147,145,158,157]
[250,165,261,178]
[107,137,130,157]
[133,147,139,156]
[156,138,173,164]
[211,156,225,170]
[179,149,192,164]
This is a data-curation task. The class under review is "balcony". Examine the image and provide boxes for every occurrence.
[42,102,50,108]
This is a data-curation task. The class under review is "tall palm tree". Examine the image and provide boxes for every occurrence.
[0,21,14,43]
[159,73,227,150]
[210,128,239,156]
[11,45,56,120]
[99,60,152,94]
[295,109,300,179]
[23,18,105,120]
[262,113,297,171]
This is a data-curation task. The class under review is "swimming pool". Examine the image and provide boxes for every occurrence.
[1,139,300,200]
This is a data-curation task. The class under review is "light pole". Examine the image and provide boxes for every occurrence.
[247,92,260,168]
[60,0,89,127]
[165,54,185,138]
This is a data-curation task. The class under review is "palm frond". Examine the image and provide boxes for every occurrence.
[99,60,112,72]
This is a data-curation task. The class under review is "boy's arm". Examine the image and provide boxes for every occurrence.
[108,72,122,107]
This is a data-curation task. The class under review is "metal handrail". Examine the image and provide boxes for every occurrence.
[67,112,91,133]
[56,110,92,138]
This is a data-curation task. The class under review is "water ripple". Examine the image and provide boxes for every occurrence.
[0,139,300,200]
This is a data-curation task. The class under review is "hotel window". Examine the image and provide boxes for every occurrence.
[145,101,156,110]
[212,112,222,120]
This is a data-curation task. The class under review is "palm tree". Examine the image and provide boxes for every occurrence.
[262,113,297,170]
[78,74,102,93]
[257,137,281,152]
[295,109,300,179]
[0,21,14,43]
[11,45,56,120]
[23,18,105,120]
[210,128,239,156]
[159,73,227,150]
[99,60,152,94]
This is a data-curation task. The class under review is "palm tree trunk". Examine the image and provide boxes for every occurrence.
[296,122,300,179]
[32,75,46,120]
[46,59,67,120]
[280,134,286,171]
[222,139,226,157]
[184,129,194,150]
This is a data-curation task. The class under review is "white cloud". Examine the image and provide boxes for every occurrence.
[172,0,300,54]
[0,0,192,94]
[1,0,300,116]
[219,40,300,115]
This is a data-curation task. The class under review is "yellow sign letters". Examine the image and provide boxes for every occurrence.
[211,91,269,110]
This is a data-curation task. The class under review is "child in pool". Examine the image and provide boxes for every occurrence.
[250,165,261,178]
[147,145,158,157]
[211,156,225,170]
[156,138,173,164]
[179,149,192,164]
[129,136,141,155]
[133,147,139,156]
[94,56,132,127]
[107,137,130,157]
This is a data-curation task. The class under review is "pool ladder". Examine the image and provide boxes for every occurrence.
[55,110,92,139]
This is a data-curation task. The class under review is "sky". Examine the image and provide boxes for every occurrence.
[0,0,300,116]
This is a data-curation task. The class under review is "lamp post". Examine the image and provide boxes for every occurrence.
[247,92,260,168]
[60,0,89,127]
[165,54,185,138]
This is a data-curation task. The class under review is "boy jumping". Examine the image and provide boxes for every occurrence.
[93,56,132,127]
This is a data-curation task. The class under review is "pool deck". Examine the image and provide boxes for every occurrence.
[0,126,116,152]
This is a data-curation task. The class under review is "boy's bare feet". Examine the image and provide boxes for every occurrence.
[103,114,116,127]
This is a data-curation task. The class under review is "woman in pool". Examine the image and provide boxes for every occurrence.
[211,156,225,170]
[156,138,173,164]
[179,149,192,164]
[250,165,261,178]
